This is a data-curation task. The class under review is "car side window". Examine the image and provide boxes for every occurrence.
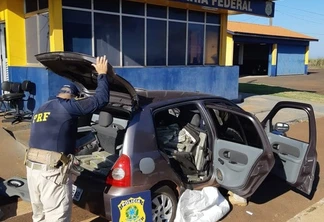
[207,107,263,149]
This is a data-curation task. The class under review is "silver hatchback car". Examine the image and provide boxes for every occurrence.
[35,52,317,221]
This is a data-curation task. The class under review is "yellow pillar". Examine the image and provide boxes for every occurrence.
[5,0,26,66]
[219,14,233,66]
[305,46,309,65]
[49,0,63,51]
[271,44,277,65]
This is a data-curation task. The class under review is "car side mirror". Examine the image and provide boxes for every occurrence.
[274,122,289,133]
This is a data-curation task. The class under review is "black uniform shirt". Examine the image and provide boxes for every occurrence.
[29,74,109,155]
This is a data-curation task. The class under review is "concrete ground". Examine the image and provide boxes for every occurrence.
[1,70,324,221]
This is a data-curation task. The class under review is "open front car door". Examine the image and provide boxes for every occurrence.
[205,104,275,198]
[261,101,317,195]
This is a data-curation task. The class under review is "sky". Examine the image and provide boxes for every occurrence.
[228,0,324,59]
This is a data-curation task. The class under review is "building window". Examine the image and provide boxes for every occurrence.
[63,9,92,55]
[205,25,220,65]
[206,13,220,24]
[122,0,144,16]
[168,22,186,66]
[188,24,204,65]
[61,1,221,67]
[147,4,167,18]
[25,0,48,13]
[94,13,120,66]
[147,19,166,66]
[94,0,120,12]
[62,0,91,9]
[25,13,49,63]
[122,16,144,66]
[189,10,204,23]
[169,7,187,20]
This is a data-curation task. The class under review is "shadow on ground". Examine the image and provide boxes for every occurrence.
[0,177,19,221]
[239,82,316,98]
[250,162,320,205]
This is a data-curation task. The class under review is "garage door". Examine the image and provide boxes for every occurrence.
[277,45,306,75]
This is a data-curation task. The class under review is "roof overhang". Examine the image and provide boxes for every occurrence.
[228,32,319,42]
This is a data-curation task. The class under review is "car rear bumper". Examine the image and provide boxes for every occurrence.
[103,185,152,220]
[73,175,152,221]
[72,172,107,218]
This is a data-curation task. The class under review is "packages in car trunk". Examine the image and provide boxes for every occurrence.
[75,131,120,176]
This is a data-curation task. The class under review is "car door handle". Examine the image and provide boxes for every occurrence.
[273,144,279,150]
[223,151,231,159]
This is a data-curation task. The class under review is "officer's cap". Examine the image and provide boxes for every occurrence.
[58,83,80,97]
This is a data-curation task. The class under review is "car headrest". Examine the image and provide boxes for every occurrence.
[179,111,201,127]
[190,113,201,127]
[1,81,11,92]
[98,111,113,127]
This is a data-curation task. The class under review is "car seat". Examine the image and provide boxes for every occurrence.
[0,81,12,113]
[172,111,209,176]
[92,111,125,154]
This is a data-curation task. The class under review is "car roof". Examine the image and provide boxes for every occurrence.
[136,89,220,107]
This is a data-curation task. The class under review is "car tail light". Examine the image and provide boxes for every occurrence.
[106,154,131,187]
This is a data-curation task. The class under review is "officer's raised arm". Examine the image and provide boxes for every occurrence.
[64,55,110,116]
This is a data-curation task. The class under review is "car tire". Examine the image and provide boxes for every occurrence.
[151,185,178,222]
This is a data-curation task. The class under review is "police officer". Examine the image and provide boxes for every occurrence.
[25,56,109,222]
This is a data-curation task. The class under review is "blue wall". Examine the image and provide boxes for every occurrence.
[9,65,239,112]
[234,35,309,76]
[8,67,71,112]
[277,45,306,75]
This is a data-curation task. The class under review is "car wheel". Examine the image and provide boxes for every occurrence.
[151,186,177,222]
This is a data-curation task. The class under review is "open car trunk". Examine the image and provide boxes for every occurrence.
[75,110,129,176]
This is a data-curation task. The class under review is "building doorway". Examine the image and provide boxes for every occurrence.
[0,23,8,83]
[234,43,269,76]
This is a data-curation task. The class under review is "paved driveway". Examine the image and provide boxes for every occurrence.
[239,69,324,95]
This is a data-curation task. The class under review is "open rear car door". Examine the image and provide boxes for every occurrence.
[261,101,317,195]
[205,104,275,198]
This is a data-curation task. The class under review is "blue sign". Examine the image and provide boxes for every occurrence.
[170,0,275,17]
[111,190,153,222]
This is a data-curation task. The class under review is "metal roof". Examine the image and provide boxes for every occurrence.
[228,21,318,41]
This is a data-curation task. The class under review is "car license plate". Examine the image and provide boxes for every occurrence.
[72,184,83,201]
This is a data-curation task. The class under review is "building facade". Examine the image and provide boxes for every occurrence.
[0,0,275,111]
[228,21,318,76]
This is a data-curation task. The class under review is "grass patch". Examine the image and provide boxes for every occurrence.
[275,92,324,103]
[240,83,324,103]
[309,58,324,69]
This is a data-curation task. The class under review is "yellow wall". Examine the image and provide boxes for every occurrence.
[271,44,277,65]
[225,33,234,66]
[49,0,63,51]
[305,46,309,65]
[2,0,26,66]
[219,14,233,66]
